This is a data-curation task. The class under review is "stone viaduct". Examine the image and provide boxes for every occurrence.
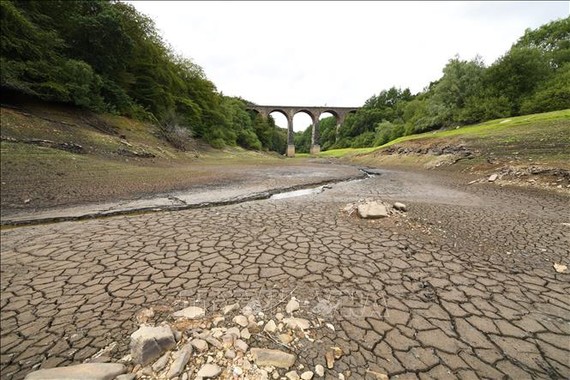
[247,105,359,157]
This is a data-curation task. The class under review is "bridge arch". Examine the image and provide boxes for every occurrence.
[246,104,359,157]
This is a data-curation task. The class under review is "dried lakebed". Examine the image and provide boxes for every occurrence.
[1,167,569,379]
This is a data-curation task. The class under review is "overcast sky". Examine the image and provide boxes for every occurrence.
[128,1,568,130]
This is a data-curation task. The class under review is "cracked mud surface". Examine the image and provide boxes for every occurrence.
[1,168,569,379]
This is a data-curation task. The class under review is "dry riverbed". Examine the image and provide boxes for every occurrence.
[1,163,569,379]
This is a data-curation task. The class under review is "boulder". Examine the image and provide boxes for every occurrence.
[196,364,222,378]
[357,202,388,219]
[130,325,176,366]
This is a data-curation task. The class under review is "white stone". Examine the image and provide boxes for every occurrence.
[393,202,407,212]
[191,339,209,352]
[301,371,314,380]
[226,327,241,337]
[225,349,236,359]
[279,333,293,344]
[196,364,222,378]
[172,306,205,319]
[264,320,277,333]
[358,202,388,219]
[488,174,498,182]
[222,334,236,349]
[285,299,300,314]
[314,365,325,377]
[234,339,249,352]
[240,328,251,340]
[233,315,249,327]
[275,312,284,321]
[286,370,300,380]
[282,317,311,330]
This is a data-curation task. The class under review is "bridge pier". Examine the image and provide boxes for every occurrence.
[287,114,295,157]
[246,104,358,158]
[287,145,296,157]
[310,118,320,155]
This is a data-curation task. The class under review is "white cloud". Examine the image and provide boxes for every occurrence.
[128,1,568,129]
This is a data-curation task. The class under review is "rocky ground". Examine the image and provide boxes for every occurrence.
[1,167,569,379]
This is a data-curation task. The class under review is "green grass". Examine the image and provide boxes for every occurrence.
[318,109,570,158]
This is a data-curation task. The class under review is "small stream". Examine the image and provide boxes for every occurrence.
[269,169,379,200]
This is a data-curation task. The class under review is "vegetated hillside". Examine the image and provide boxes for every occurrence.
[0,98,292,213]
[345,109,570,192]
[294,17,569,153]
[1,0,287,152]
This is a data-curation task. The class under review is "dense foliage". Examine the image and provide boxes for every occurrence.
[296,17,569,152]
[1,2,567,154]
[0,0,287,153]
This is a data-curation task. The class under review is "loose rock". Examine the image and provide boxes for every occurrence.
[286,370,300,380]
[206,336,223,349]
[225,349,236,359]
[223,303,240,315]
[301,371,314,380]
[151,352,170,372]
[115,375,136,380]
[196,363,222,378]
[234,339,248,352]
[325,350,335,369]
[233,315,249,327]
[488,174,498,182]
[279,333,293,344]
[358,202,388,219]
[130,325,176,365]
[365,370,389,380]
[554,263,567,273]
[166,343,193,379]
[285,298,300,314]
[251,348,296,369]
[172,306,205,319]
[191,338,209,352]
[393,202,407,212]
[315,364,325,377]
[264,319,277,333]
[283,317,311,330]
[240,328,251,340]
[24,363,126,380]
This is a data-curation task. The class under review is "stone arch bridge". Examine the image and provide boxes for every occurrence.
[247,105,359,157]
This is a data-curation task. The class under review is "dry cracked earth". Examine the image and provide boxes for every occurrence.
[1,168,569,379]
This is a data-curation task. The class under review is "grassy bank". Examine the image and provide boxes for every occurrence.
[317,109,570,169]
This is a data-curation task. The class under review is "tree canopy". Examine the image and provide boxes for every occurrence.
[1,0,287,153]
[1,2,567,153]
[309,16,570,151]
